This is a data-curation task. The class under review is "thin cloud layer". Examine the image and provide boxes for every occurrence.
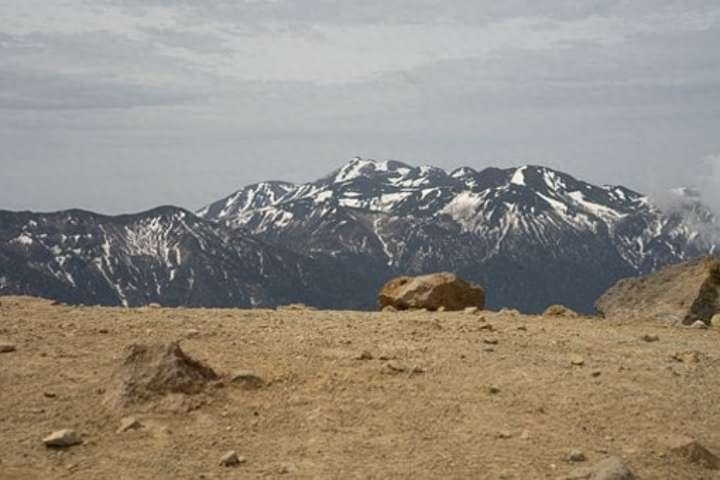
[0,0,718,213]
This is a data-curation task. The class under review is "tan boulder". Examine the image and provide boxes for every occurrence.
[378,272,485,312]
[544,304,579,317]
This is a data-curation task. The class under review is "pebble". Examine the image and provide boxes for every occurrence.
[483,338,499,345]
[562,456,635,480]
[591,370,602,378]
[498,430,512,439]
[384,361,406,374]
[690,321,708,330]
[219,451,245,467]
[356,351,374,361]
[711,314,720,328]
[117,417,143,433]
[570,355,585,366]
[464,307,480,314]
[567,450,587,462]
[43,429,82,448]
[488,385,501,395]
[640,334,659,342]
[0,342,16,353]
[231,371,265,389]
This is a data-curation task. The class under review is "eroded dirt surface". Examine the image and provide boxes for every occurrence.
[1,297,720,479]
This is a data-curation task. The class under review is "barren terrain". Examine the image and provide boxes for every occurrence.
[1,296,720,479]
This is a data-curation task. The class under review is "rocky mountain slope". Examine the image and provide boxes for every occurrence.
[0,207,354,308]
[199,157,719,313]
[1,157,717,312]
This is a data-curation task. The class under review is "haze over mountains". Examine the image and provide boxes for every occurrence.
[1,157,717,313]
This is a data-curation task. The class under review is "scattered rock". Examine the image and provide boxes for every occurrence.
[689,320,708,330]
[488,385,501,395]
[103,341,219,408]
[230,371,265,389]
[562,456,635,480]
[483,338,499,345]
[567,450,587,463]
[185,328,201,338]
[277,303,317,311]
[410,366,426,375]
[498,430,512,439]
[570,355,585,366]
[383,361,406,374]
[382,305,397,313]
[464,306,480,314]
[148,303,162,308]
[591,370,602,378]
[117,417,143,433]
[43,392,57,399]
[356,351,374,361]
[544,304,579,318]
[640,334,659,342]
[520,430,531,440]
[711,314,720,328]
[0,342,16,353]
[378,272,485,311]
[664,435,719,470]
[43,429,82,448]
[219,451,245,467]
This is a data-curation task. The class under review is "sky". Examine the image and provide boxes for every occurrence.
[1,0,719,214]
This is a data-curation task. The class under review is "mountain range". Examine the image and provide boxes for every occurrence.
[2,157,717,313]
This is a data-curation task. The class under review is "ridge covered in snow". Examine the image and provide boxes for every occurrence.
[198,157,719,313]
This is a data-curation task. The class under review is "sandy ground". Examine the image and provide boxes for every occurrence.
[1,296,720,480]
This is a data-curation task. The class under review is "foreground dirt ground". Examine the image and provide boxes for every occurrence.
[1,297,720,480]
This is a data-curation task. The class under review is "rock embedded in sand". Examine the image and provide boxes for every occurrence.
[562,456,635,480]
[230,371,265,389]
[544,304,579,317]
[0,342,16,353]
[43,429,82,448]
[378,272,485,312]
[567,450,587,462]
[219,451,245,467]
[104,341,219,408]
[117,417,142,433]
[663,435,719,470]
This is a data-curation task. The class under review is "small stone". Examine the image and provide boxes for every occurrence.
[98,328,109,334]
[185,328,201,338]
[664,435,720,470]
[498,430,512,439]
[382,305,397,313]
[356,351,374,361]
[567,450,587,462]
[43,392,57,399]
[520,430,531,441]
[488,385,501,395]
[279,463,298,474]
[384,361,406,374]
[464,307,480,314]
[711,314,720,328]
[478,323,494,331]
[410,366,426,375]
[117,417,142,433]
[690,320,708,330]
[591,370,602,378]
[563,456,635,480]
[231,371,265,389]
[0,342,16,353]
[516,325,527,331]
[483,338,499,345]
[640,334,659,342]
[437,306,447,312]
[43,429,82,448]
[219,451,245,467]
[570,355,585,366]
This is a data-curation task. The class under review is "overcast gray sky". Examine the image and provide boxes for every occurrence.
[1,0,719,214]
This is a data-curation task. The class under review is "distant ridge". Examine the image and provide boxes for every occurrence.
[1,157,717,312]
